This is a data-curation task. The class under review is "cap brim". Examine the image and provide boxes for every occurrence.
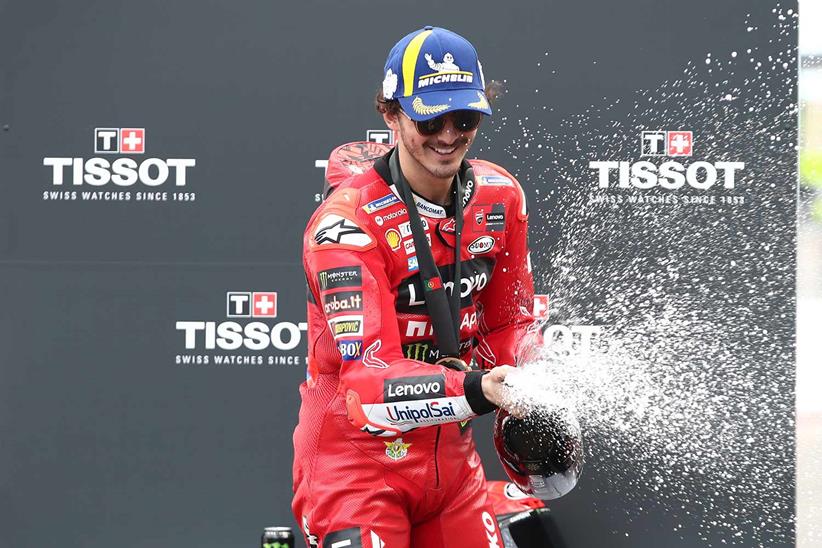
[397,89,493,121]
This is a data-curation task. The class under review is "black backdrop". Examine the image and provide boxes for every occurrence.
[0,1,796,547]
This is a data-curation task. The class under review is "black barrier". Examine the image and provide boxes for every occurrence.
[0,1,796,547]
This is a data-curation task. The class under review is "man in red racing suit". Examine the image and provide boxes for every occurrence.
[293,26,538,548]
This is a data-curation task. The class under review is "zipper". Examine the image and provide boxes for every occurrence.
[434,425,441,487]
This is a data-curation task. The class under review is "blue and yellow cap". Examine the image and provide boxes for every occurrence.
[382,26,492,121]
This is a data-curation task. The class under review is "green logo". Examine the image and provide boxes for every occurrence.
[404,342,430,361]
[385,438,411,460]
[263,543,289,548]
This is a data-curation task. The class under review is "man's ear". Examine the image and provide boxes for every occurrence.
[383,110,400,133]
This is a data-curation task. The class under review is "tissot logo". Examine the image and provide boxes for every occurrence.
[641,130,693,157]
[590,130,744,191]
[175,291,307,354]
[44,127,196,189]
[95,128,146,154]
[226,292,277,318]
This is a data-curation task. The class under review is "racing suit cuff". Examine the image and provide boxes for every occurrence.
[463,371,497,416]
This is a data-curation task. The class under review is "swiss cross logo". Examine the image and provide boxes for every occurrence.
[94,127,145,154]
[533,294,550,319]
[641,130,693,157]
[667,131,692,156]
[252,292,278,318]
[120,128,145,154]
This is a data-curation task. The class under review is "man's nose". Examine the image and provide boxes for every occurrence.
[438,115,460,141]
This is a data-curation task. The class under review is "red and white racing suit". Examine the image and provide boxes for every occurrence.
[293,152,536,548]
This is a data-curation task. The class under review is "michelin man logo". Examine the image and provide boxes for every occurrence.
[383,69,398,100]
[425,52,460,72]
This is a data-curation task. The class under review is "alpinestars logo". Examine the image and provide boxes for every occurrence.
[42,127,197,203]
[589,129,744,191]
[313,215,372,247]
[174,291,307,366]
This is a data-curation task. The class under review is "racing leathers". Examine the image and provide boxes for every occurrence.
[293,151,536,548]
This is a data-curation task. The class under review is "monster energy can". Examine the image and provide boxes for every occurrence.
[261,526,295,548]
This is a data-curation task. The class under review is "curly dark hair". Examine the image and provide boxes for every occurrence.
[375,80,506,116]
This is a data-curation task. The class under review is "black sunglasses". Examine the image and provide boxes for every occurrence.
[403,110,483,136]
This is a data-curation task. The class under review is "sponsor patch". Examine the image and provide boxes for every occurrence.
[363,193,400,214]
[467,235,495,255]
[470,203,505,232]
[323,291,363,316]
[384,374,446,402]
[397,258,493,313]
[318,266,361,291]
[328,315,364,338]
[478,175,514,187]
[385,228,401,251]
[424,277,442,291]
[313,214,372,247]
[337,339,363,360]
[407,256,419,272]
[404,239,415,255]
[384,438,411,461]
[362,340,389,369]
[385,399,458,424]
[485,211,505,230]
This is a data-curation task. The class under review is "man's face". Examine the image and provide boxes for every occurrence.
[387,110,479,181]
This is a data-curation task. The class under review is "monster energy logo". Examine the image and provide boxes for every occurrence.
[404,341,432,361]
[317,266,361,291]
[263,543,289,548]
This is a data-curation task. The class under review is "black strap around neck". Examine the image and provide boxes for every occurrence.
[388,149,463,358]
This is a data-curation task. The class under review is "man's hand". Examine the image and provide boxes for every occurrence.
[481,365,516,408]
[481,365,530,417]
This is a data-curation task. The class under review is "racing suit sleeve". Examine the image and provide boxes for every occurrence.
[305,198,495,437]
[473,180,539,369]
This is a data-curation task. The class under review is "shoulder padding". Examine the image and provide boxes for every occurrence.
[307,188,377,252]
[468,159,528,221]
